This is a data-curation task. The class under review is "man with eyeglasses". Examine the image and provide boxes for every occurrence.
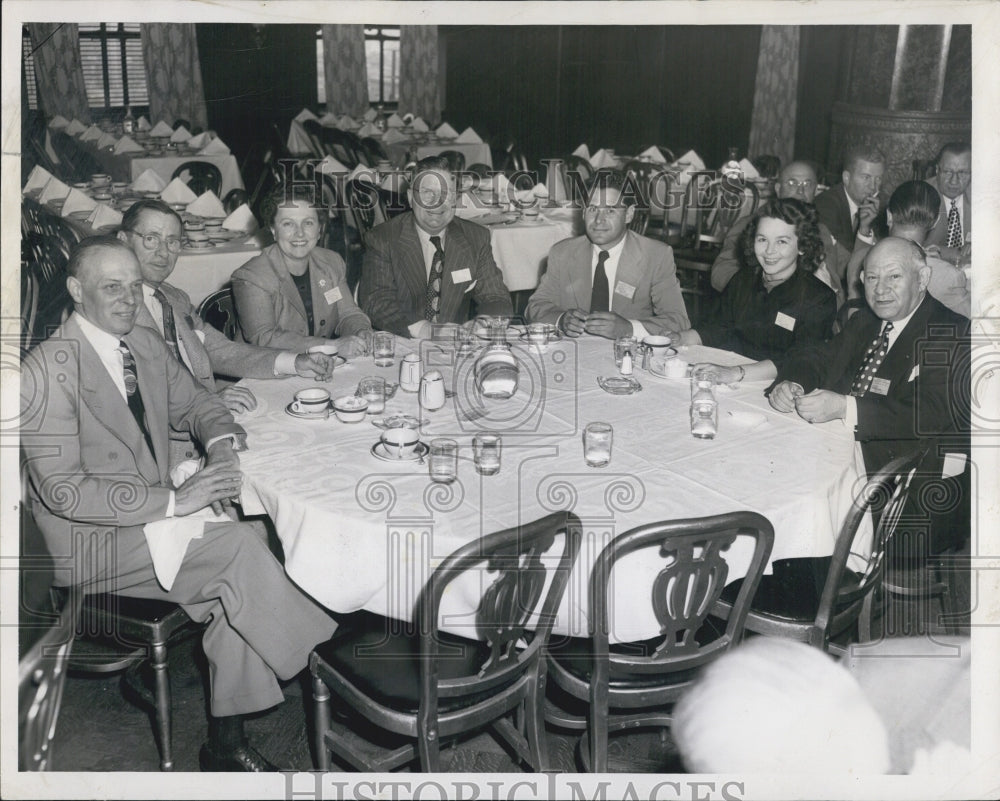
[119,200,334,467]
[924,142,971,266]
[710,161,850,304]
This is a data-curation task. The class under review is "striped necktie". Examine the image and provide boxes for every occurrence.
[119,340,155,456]
[153,288,182,363]
[850,322,893,397]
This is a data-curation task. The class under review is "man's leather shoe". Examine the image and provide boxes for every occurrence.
[199,740,278,772]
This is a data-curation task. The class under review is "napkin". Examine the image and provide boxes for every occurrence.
[411,116,429,133]
[294,108,319,123]
[38,177,71,204]
[382,128,407,145]
[725,410,769,431]
[170,125,192,143]
[514,183,547,204]
[356,122,379,137]
[65,118,87,136]
[186,131,211,149]
[59,187,98,217]
[348,164,379,185]
[638,145,667,164]
[455,126,483,144]
[436,122,458,138]
[572,143,590,161]
[317,154,350,174]
[131,168,168,193]
[80,124,103,142]
[137,115,151,131]
[149,120,174,137]
[86,203,123,230]
[114,134,144,154]
[673,149,706,171]
[738,158,760,179]
[97,132,118,149]
[387,112,404,128]
[198,136,231,155]
[186,190,227,218]
[160,177,199,205]
[363,107,377,122]
[337,115,358,129]
[23,165,53,193]
[222,203,258,233]
[48,115,70,129]
[319,112,339,125]
[589,149,618,169]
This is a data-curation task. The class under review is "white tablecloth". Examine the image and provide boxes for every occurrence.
[167,237,263,307]
[235,338,867,643]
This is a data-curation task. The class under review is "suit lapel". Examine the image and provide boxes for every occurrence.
[400,216,429,307]
[439,221,470,322]
[611,233,643,315]
[572,238,594,310]
[267,246,309,325]
[876,295,935,389]
[124,331,170,482]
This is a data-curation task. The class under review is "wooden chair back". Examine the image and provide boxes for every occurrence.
[196,284,239,341]
[171,161,222,196]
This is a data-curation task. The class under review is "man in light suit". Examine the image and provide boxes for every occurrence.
[924,142,971,264]
[526,171,689,338]
[20,237,338,770]
[359,156,513,338]
[814,145,889,253]
[119,200,333,466]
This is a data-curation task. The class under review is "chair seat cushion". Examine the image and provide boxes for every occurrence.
[83,593,187,624]
[721,557,862,621]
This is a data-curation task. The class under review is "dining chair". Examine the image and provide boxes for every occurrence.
[344,177,387,249]
[318,127,365,168]
[497,143,529,177]
[196,284,239,341]
[300,119,326,159]
[171,161,223,197]
[360,136,389,166]
[309,511,583,772]
[222,188,248,214]
[21,202,80,350]
[563,154,594,188]
[544,511,774,772]
[713,451,923,654]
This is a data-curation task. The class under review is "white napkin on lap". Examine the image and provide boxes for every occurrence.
[131,168,168,193]
[38,177,71,204]
[170,125,192,143]
[186,190,227,218]
[319,112,338,125]
[114,134,144,154]
[294,108,319,123]
[160,177,199,205]
[456,127,483,144]
[356,122,379,137]
[387,112,404,128]
[97,132,118,149]
[186,131,211,149]
[198,137,231,155]
[137,115,151,131]
[65,118,87,136]
[317,154,350,174]
[87,203,123,229]
[150,120,174,137]
[738,158,760,179]
[572,143,590,161]
[411,117,429,132]
[638,146,667,163]
[222,203,258,233]
[60,188,98,216]
[382,128,407,145]
[48,115,70,129]
[80,124,103,142]
[436,122,458,138]
[23,165,53,193]
[363,108,377,122]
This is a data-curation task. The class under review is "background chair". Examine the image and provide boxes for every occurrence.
[197,284,239,341]
[317,127,365,168]
[170,161,222,196]
[359,136,389,166]
[309,511,582,772]
[343,177,387,249]
[544,511,774,772]
[222,187,248,214]
[21,203,81,350]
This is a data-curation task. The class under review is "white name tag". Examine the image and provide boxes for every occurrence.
[942,452,967,479]
[869,377,891,396]
[323,287,342,305]
[908,365,920,382]
[614,280,637,300]
[450,268,472,284]
[774,311,796,331]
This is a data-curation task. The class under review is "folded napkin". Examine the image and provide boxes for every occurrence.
[48,115,70,129]
[65,118,87,136]
[170,125,192,143]
[131,168,168,193]
[97,132,118,149]
[337,115,358,129]
[87,203,123,229]
[80,124,103,142]
[356,122,379,137]
[738,158,760,179]
[319,112,339,125]
[23,165,53,193]
[363,107,378,122]
[137,115,151,131]
[114,134,144,154]
[638,145,667,164]
[455,126,483,144]
[589,149,618,169]
[160,177,199,205]
[411,116,429,133]
[186,131,211,149]
[38,177,71,204]
[348,164,379,185]
[673,149,706,171]
[198,136,231,155]
[514,182,548,204]
[186,189,227,218]
[149,120,174,137]
[294,108,319,123]
[387,112,404,128]
[60,187,98,217]
[222,203,258,233]
[572,143,590,161]
[436,122,458,138]
[382,128,407,145]
[316,154,350,174]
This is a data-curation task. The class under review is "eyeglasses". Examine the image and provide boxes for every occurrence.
[782,179,816,189]
[132,231,182,253]
[939,170,970,181]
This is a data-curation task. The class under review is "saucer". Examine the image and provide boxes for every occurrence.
[285,402,330,419]
[183,241,215,250]
[370,441,429,462]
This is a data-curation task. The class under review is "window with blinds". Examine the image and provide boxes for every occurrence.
[78,23,149,109]
[22,27,38,109]
[316,26,400,107]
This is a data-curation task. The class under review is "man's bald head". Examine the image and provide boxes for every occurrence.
[776,161,818,203]
[862,236,930,322]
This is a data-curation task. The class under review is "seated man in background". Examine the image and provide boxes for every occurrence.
[814,144,889,253]
[20,237,338,771]
[923,141,971,265]
[526,170,689,338]
[359,156,513,338]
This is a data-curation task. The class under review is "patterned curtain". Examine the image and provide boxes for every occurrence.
[322,25,369,116]
[141,24,208,130]
[399,26,440,123]
[748,26,800,166]
[27,23,91,123]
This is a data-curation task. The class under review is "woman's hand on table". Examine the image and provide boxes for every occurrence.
[217,385,258,414]
[295,352,334,381]
[768,380,804,413]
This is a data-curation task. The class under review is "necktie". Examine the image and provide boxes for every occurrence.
[153,288,182,363]
[946,199,962,249]
[424,235,444,322]
[119,341,156,456]
[590,250,610,312]
[850,322,893,397]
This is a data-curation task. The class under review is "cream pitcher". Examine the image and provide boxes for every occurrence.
[419,370,446,411]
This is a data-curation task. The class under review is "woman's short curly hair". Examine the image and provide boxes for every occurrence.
[259,182,324,231]
[741,197,824,275]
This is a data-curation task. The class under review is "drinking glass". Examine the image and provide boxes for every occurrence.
[358,376,386,415]
[583,422,613,468]
[429,438,459,483]
[614,336,637,369]
[373,331,395,367]
[472,433,502,476]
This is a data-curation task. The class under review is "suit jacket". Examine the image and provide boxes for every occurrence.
[814,184,889,253]
[20,315,244,579]
[525,231,690,334]
[232,243,371,350]
[925,188,971,250]
[358,212,514,336]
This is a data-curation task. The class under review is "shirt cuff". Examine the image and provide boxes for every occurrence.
[844,395,858,431]
[165,490,175,519]
[273,351,299,376]
[856,230,876,245]
[204,433,248,453]
[630,320,651,340]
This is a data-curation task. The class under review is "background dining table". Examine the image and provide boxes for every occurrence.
[234,335,868,644]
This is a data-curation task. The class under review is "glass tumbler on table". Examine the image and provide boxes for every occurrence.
[358,376,386,415]
[429,438,459,483]
[472,433,502,476]
[583,422,613,468]
[373,331,395,367]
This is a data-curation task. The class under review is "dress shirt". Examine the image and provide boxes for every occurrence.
[589,238,650,339]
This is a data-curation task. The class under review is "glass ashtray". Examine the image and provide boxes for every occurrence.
[597,376,643,395]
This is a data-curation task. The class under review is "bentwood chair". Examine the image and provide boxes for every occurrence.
[344,177,387,248]
[359,136,390,167]
[197,284,239,341]
[21,202,81,350]
[714,452,922,653]
[544,512,774,772]
[309,511,582,772]
[317,126,366,169]
[171,161,223,196]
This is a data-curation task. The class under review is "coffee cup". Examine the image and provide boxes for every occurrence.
[642,334,672,353]
[381,426,420,458]
[291,387,331,415]
[527,323,551,344]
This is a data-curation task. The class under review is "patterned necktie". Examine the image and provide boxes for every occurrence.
[590,250,610,312]
[424,235,444,322]
[153,288,182,363]
[119,341,155,456]
[850,322,893,397]
[946,199,962,249]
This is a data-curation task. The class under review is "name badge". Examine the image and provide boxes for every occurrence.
[450,268,472,284]
[614,280,637,300]
[869,377,891,396]
[774,311,796,331]
[323,287,342,305]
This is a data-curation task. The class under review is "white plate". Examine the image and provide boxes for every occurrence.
[285,402,330,420]
[370,441,429,462]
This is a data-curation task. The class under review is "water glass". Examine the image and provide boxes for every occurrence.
[472,433,502,476]
[429,438,459,484]
[373,331,395,367]
[614,336,637,368]
[358,376,386,415]
[583,422,613,468]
